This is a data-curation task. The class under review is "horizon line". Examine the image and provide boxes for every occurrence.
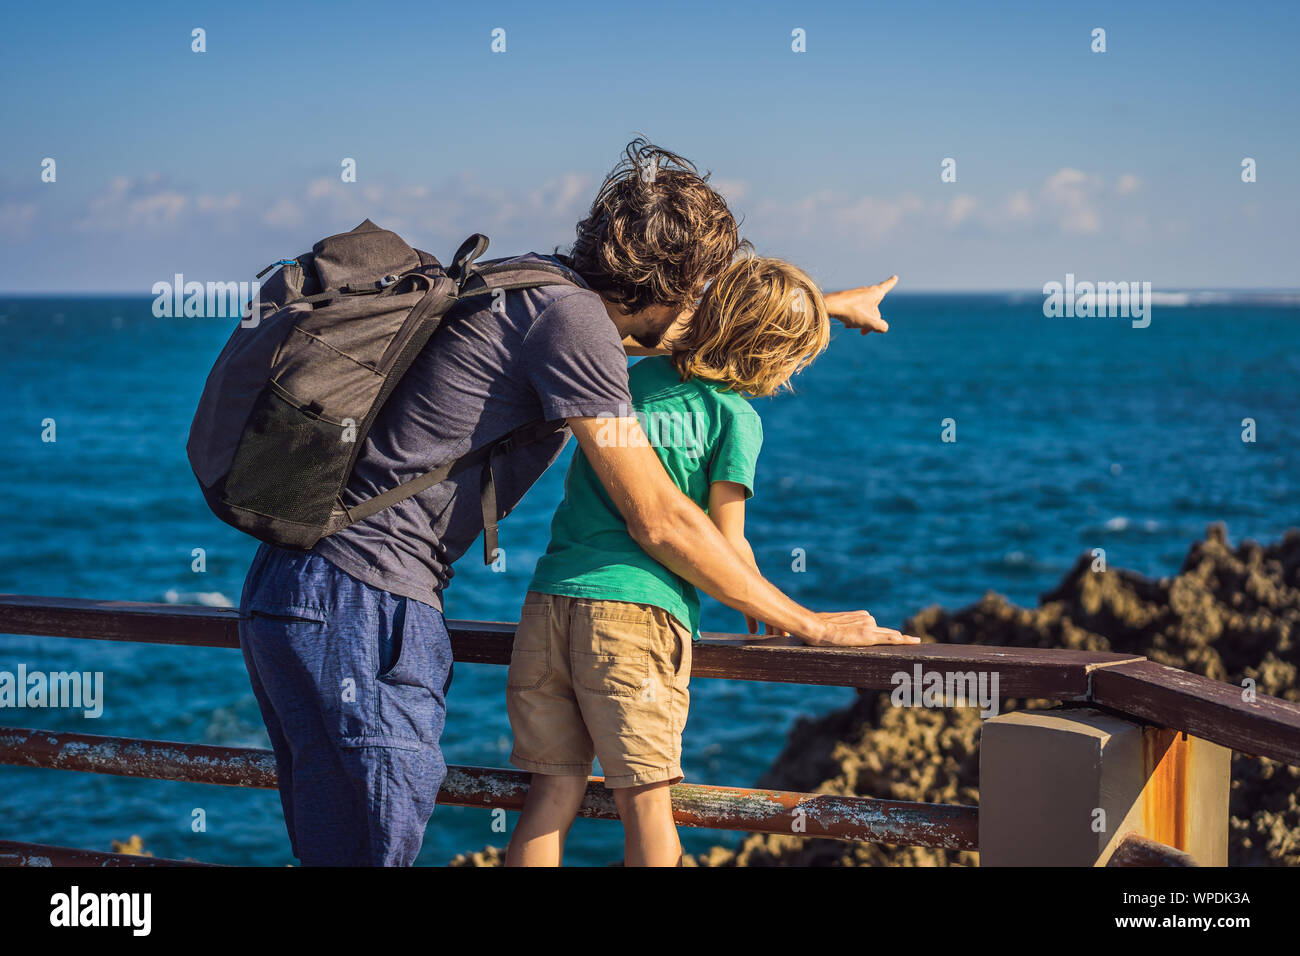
[3,287,1300,298]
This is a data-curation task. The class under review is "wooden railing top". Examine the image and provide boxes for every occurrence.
[0,593,1139,695]
[2,593,1299,766]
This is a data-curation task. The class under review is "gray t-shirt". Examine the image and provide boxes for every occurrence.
[312,254,632,608]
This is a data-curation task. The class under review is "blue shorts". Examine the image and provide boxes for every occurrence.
[238,543,454,866]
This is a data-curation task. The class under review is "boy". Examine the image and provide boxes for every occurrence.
[504,256,913,867]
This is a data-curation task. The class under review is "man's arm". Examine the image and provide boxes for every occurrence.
[569,416,918,647]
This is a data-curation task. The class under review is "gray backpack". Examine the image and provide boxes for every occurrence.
[187,219,583,561]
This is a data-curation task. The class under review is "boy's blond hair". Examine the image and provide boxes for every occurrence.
[671,255,830,397]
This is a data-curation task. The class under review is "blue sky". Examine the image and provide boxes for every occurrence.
[1,0,1297,292]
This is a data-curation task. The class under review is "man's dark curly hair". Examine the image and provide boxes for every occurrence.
[561,138,742,314]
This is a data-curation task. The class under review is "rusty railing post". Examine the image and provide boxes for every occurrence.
[978,707,1229,866]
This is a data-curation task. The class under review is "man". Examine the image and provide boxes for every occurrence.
[237,139,911,866]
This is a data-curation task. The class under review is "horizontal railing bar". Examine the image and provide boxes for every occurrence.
[1091,659,1300,767]
[0,725,277,788]
[0,726,977,850]
[5,594,1298,766]
[0,839,218,867]
[687,637,1136,696]
[0,594,241,647]
[445,765,979,849]
[0,593,1138,696]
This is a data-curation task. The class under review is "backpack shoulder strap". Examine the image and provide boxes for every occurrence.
[340,417,567,563]
[457,259,589,299]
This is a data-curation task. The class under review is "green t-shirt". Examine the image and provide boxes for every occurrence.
[528,355,763,636]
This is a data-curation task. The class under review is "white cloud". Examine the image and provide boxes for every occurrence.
[260,171,596,250]
[50,170,599,262]
[262,197,303,229]
[739,167,1142,245]
[946,194,978,228]
[1041,167,1103,235]
[74,174,243,233]
[711,177,749,203]
[1003,189,1034,221]
[1043,167,1092,193]
[15,166,1153,287]
[749,190,926,243]
[196,192,242,212]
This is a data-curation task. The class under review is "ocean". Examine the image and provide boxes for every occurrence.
[1,292,1296,866]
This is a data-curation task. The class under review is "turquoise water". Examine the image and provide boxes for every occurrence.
[1,294,1296,865]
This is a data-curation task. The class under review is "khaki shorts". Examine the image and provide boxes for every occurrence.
[506,591,692,789]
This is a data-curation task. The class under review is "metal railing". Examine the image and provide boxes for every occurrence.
[2,593,1298,866]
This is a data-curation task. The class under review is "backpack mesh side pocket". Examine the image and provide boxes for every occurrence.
[223,385,352,527]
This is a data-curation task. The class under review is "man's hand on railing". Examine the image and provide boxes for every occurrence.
[801,610,922,647]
